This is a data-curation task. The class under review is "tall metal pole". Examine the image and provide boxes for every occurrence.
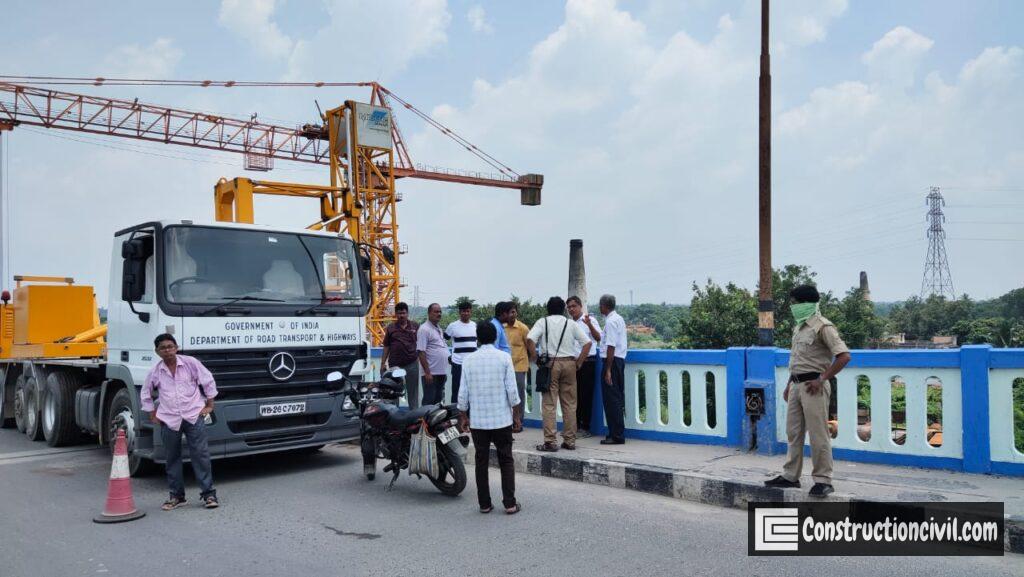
[757,0,774,347]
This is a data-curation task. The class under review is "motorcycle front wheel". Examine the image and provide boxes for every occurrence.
[430,442,467,496]
[360,432,377,481]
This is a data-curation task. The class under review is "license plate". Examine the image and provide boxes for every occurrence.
[437,426,460,444]
[259,402,306,417]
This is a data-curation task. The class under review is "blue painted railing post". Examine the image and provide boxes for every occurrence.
[725,347,747,447]
[745,347,781,455]
[960,345,992,474]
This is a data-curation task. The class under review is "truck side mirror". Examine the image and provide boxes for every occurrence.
[121,236,153,323]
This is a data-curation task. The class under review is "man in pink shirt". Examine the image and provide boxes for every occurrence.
[141,333,220,510]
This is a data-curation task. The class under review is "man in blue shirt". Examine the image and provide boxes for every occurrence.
[490,301,513,355]
[458,321,521,515]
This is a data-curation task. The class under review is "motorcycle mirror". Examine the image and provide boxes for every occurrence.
[390,368,407,379]
[326,371,344,382]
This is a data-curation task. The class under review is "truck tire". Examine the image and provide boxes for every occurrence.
[107,388,155,477]
[42,371,83,447]
[13,376,27,433]
[24,376,44,441]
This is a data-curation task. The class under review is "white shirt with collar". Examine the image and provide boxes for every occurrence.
[527,315,590,359]
[599,310,628,359]
[572,314,602,357]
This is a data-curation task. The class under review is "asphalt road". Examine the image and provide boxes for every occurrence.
[0,429,1021,577]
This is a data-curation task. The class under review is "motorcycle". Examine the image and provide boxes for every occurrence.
[328,368,469,496]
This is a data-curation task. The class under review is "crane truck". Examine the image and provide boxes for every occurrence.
[0,218,373,475]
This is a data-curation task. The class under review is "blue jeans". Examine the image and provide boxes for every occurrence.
[161,417,216,500]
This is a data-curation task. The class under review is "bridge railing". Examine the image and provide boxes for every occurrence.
[370,345,1024,476]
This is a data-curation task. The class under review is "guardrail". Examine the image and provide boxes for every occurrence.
[370,345,1024,476]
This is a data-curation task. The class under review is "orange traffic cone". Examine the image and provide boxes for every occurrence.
[93,429,146,523]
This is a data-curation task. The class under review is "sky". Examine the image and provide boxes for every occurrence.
[1,0,1022,308]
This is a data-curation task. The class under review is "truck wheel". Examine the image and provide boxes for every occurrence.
[42,371,83,447]
[107,388,155,477]
[13,376,27,433]
[24,376,44,441]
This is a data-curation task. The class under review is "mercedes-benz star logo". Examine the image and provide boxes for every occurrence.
[268,352,297,381]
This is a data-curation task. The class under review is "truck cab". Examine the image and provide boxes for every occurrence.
[107,220,371,469]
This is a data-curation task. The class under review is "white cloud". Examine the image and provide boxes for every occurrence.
[862,26,934,88]
[218,0,294,60]
[102,38,183,78]
[286,0,451,81]
[396,2,1022,304]
[775,0,848,48]
[467,5,494,34]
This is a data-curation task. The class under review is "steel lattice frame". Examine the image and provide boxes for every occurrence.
[920,187,956,300]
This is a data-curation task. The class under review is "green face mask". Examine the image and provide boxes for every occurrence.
[792,302,819,326]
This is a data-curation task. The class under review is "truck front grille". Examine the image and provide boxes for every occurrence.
[184,347,359,401]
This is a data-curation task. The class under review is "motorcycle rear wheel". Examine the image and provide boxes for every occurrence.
[430,443,466,497]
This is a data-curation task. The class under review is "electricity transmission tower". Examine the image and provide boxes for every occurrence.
[920,187,955,299]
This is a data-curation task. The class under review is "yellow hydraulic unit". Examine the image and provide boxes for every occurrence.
[0,276,106,359]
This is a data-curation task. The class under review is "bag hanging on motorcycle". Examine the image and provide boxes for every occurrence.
[408,422,440,479]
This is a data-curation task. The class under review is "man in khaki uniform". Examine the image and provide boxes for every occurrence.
[765,285,850,497]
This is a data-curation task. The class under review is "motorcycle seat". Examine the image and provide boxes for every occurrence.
[384,404,440,428]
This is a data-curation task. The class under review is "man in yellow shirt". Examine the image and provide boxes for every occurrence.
[504,304,531,433]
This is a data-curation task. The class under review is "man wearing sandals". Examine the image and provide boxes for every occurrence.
[457,321,522,514]
[527,297,592,452]
[141,333,220,510]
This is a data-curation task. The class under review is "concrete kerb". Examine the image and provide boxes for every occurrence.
[468,445,1024,554]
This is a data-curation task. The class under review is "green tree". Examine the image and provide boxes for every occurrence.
[887,295,974,340]
[677,280,757,349]
[825,288,887,349]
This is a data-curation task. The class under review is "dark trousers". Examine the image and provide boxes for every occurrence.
[470,426,516,509]
[421,374,448,406]
[576,358,597,432]
[602,357,626,441]
[161,417,216,500]
[450,363,463,404]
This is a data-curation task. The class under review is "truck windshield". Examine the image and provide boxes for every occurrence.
[163,226,363,307]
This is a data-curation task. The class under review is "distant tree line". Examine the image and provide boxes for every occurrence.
[404,268,1023,350]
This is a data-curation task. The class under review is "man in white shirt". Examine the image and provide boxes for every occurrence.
[567,296,602,438]
[527,296,591,452]
[599,294,628,445]
[444,301,477,404]
[457,321,521,514]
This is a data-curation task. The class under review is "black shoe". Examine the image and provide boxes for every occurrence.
[599,438,625,445]
[809,483,834,497]
[764,475,800,488]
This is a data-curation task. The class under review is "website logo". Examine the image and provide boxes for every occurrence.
[753,507,799,551]
[747,502,1004,556]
